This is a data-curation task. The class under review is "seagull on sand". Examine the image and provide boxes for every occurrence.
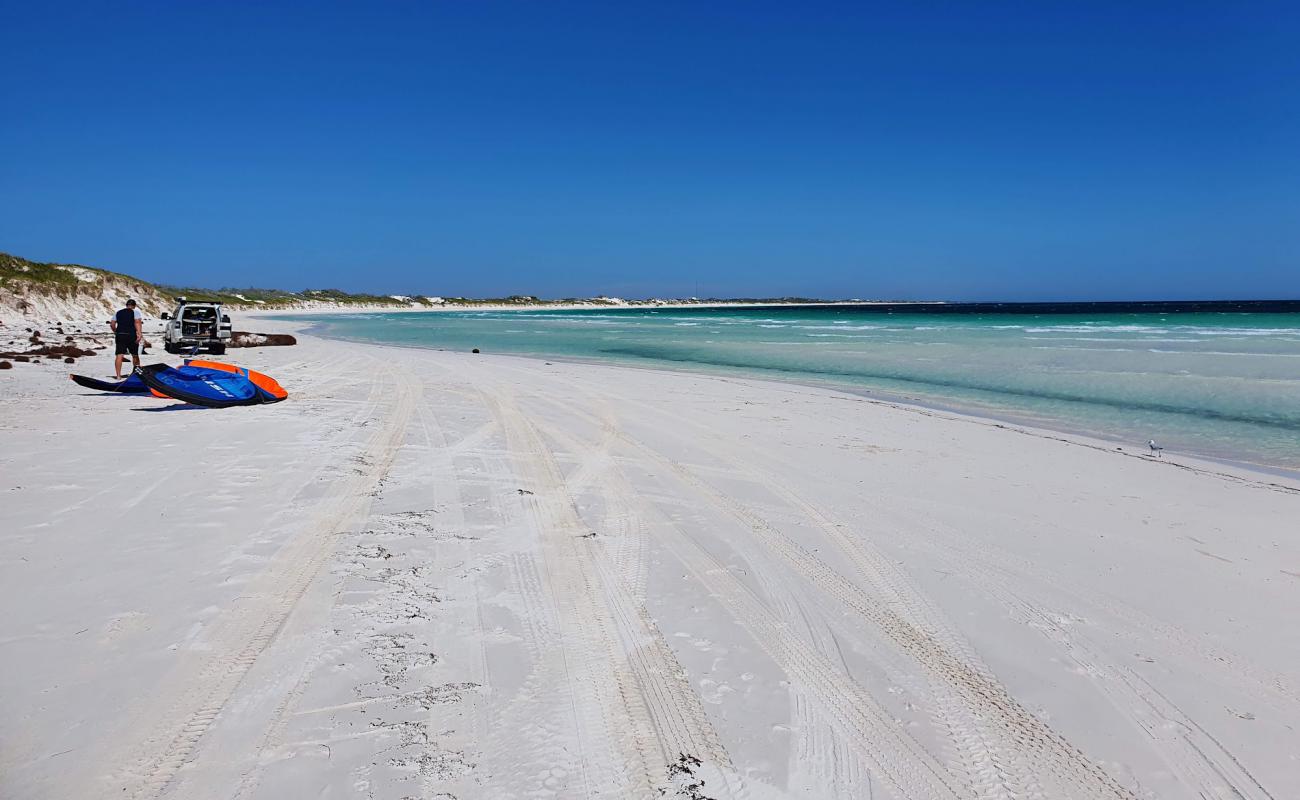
[1148,439,1164,458]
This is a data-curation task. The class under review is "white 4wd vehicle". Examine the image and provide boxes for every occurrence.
[161,298,233,355]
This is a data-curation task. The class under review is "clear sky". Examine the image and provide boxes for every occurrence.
[2,1,1297,300]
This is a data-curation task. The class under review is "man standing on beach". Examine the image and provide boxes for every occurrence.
[110,299,144,379]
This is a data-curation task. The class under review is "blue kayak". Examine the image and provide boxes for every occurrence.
[69,373,150,393]
[137,363,277,408]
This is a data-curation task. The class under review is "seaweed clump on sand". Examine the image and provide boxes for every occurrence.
[664,753,715,800]
[0,342,99,367]
[0,344,97,360]
[230,331,297,348]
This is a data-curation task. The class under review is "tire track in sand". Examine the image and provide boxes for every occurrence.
[485,389,739,799]
[522,388,1008,794]
[533,413,883,799]
[514,382,1134,799]
[901,522,1281,800]
[520,390,978,798]
[229,376,488,800]
[100,359,418,799]
[591,382,1288,799]
[569,427,967,799]
[620,427,1135,800]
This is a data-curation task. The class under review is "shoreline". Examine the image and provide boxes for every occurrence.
[4,318,1299,799]
[246,296,1300,316]
[242,299,910,315]
[275,313,1300,485]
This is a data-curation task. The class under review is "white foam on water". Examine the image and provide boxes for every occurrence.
[1148,348,1300,357]
[1033,346,1139,353]
[804,333,875,338]
[794,324,885,331]
[1024,325,1171,334]
[1182,327,1300,336]
[1024,336,1203,343]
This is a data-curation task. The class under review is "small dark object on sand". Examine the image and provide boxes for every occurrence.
[0,361,11,370]
[472,348,480,353]
[64,357,76,364]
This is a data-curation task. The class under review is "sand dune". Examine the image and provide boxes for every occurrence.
[1,321,1297,799]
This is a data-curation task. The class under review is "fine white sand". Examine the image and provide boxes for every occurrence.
[2,319,1298,800]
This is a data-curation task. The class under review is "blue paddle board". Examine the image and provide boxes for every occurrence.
[137,363,265,408]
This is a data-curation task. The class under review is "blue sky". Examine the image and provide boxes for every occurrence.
[2,1,1296,300]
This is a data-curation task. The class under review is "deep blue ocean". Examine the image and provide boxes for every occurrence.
[293,302,1300,473]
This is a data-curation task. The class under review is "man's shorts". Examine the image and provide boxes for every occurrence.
[115,336,140,356]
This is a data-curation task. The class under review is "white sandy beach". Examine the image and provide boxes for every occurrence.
[2,318,1298,800]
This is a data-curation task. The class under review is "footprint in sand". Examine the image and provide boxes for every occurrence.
[99,610,149,644]
[698,677,735,704]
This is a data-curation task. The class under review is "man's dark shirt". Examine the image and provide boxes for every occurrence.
[115,308,137,340]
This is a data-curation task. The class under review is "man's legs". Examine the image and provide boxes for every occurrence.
[113,337,136,379]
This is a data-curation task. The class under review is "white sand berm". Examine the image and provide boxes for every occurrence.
[1,316,1297,800]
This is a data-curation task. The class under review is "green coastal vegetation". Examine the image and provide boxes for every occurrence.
[2,251,828,309]
[1,252,148,293]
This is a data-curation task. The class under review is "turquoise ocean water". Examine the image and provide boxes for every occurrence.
[293,302,1300,474]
